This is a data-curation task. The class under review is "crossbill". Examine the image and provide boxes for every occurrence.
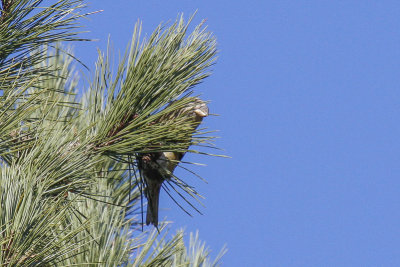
[139,97,209,227]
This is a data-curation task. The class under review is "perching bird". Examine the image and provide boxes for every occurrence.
[139,97,209,227]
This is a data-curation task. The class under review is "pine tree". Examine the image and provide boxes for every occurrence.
[0,0,225,265]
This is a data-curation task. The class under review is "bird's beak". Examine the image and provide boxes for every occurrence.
[194,107,209,117]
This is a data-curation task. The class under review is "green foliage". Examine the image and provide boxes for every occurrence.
[0,1,225,265]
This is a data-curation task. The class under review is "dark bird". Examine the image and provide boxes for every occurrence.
[139,97,209,227]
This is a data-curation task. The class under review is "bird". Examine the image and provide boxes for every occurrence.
[139,97,209,227]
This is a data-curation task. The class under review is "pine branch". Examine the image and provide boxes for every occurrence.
[0,4,224,264]
[86,15,217,155]
[0,0,90,160]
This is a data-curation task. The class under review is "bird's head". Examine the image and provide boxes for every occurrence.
[155,97,209,127]
[183,97,209,122]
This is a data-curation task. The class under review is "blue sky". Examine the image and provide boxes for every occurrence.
[74,1,400,266]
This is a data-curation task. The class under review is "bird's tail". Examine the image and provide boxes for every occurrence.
[146,182,162,227]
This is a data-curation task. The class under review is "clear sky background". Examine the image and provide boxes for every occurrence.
[73,1,400,266]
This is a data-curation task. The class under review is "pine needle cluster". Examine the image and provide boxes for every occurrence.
[0,0,225,265]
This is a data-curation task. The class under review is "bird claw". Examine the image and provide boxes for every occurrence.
[142,155,152,163]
